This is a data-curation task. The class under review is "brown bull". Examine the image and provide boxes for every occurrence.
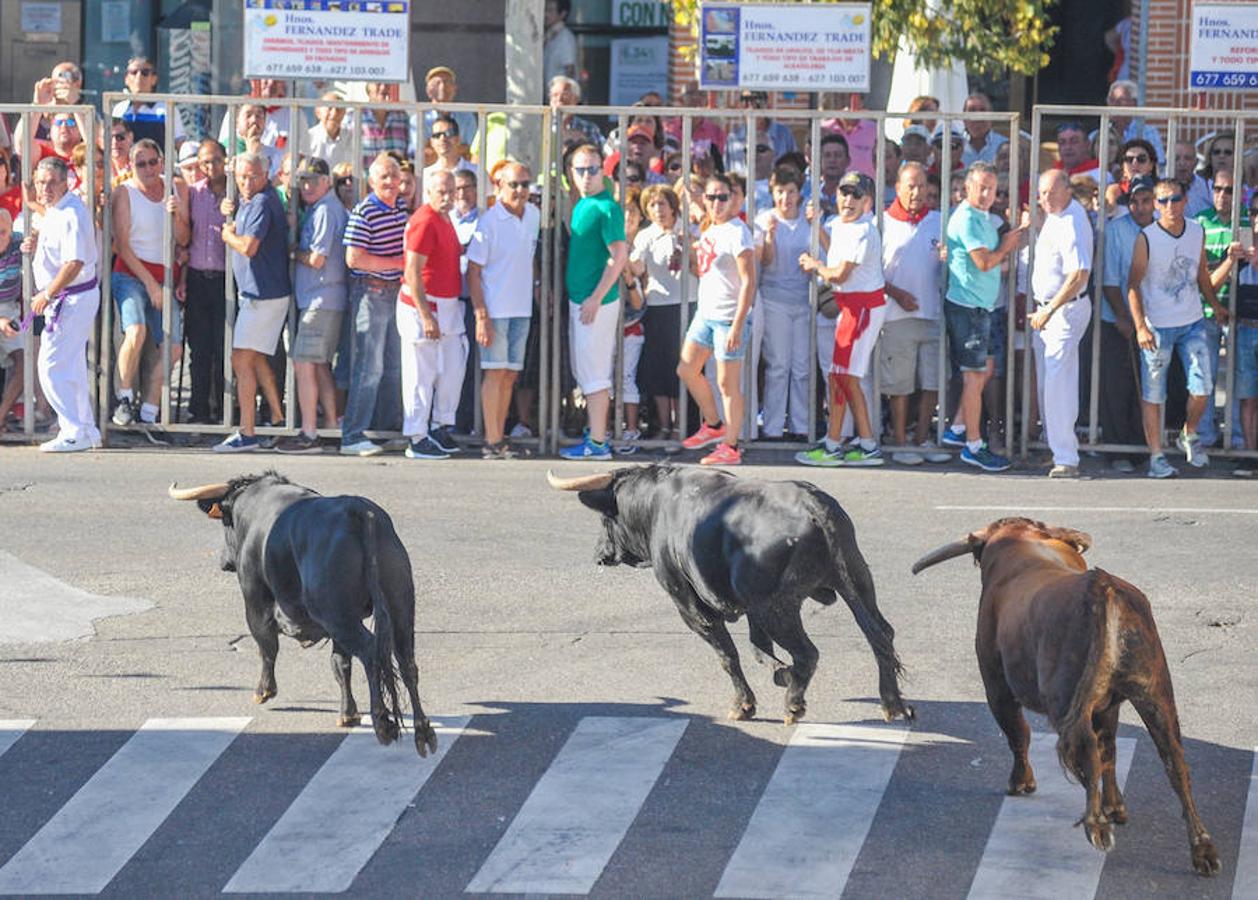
[912,517,1220,877]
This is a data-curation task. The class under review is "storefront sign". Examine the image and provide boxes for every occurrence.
[20,2,62,33]
[612,0,670,28]
[1190,3,1258,89]
[609,37,669,107]
[699,1,871,91]
[242,0,410,83]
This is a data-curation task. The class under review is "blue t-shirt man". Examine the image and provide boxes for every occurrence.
[294,192,349,311]
[946,200,1001,310]
[232,184,291,301]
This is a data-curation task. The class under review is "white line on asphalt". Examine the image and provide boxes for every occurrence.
[936,505,1258,515]
[0,717,250,895]
[0,720,35,760]
[223,716,468,894]
[1235,747,1258,900]
[465,715,688,895]
[714,722,910,900]
[967,732,1136,900]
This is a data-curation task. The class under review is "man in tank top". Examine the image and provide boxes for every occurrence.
[109,138,189,433]
[1126,178,1231,478]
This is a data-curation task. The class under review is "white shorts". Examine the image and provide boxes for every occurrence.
[0,300,24,367]
[831,303,887,380]
[569,298,620,395]
[234,295,290,354]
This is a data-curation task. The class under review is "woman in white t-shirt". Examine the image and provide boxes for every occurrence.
[677,173,756,465]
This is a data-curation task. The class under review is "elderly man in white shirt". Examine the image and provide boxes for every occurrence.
[22,157,101,452]
[1108,80,1165,165]
[1029,168,1094,477]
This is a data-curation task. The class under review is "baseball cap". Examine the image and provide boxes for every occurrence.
[931,121,966,145]
[1126,174,1156,198]
[626,122,654,142]
[296,157,330,179]
[602,151,621,178]
[177,142,198,165]
[902,125,931,142]
[838,171,875,197]
[425,66,455,83]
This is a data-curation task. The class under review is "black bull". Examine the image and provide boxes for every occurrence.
[169,473,438,756]
[548,465,914,724]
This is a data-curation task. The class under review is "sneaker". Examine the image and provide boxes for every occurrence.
[919,442,953,464]
[1232,460,1257,478]
[39,435,95,453]
[405,437,451,460]
[481,440,518,460]
[1048,464,1079,478]
[1176,429,1209,468]
[275,433,323,455]
[614,428,642,456]
[1147,453,1178,479]
[559,437,613,461]
[842,444,885,467]
[795,443,846,467]
[891,449,924,466]
[940,427,967,448]
[960,445,1011,472]
[213,431,261,453]
[111,398,137,427]
[700,442,742,466]
[682,421,726,450]
[1110,458,1135,475]
[340,439,383,457]
[429,425,461,454]
[509,422,533,439]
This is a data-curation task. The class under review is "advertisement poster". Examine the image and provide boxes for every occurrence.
[699,1,871,92]
[1190,3,1258,89]
[243,0,410,83]
[611,0,671,28]
[609,37,670,107]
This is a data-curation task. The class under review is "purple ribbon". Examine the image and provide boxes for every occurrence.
[35,276,97,337]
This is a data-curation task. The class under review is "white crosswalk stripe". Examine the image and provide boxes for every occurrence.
[715,722,910,899]
[0,717,250,895]
[0,720,36,761]
[967,733,1136,900]
[1236,747,1258,900]
[223,716,468,894]
[465,716,688,894]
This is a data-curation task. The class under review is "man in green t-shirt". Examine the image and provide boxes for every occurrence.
[560,143,628,461]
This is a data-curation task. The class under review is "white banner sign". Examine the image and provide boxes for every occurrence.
[609,37,670,107]
[699,1,871,92]
[611,0,670,28]
[1190,3,1258,89]
[243,0,410,83]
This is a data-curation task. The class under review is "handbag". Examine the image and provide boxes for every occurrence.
[816,276,838,319]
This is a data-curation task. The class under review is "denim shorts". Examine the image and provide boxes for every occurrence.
[1139,317,1212,404]
[685,315,747,362]
[112,270,166,345]
[481,316,530,371]
[1236,322,1258,399]
[944,300,992,372]
[989,306,1009,378]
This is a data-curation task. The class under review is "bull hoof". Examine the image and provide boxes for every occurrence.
[728,703,756,721]
[415,720,439,758]
[337,713,362,728]
[784,703,805,726]
[253,688,276,705]
[373,715,400,746]
[1104,803,1128,825]
[1082,816,1115,853]
[1007,775,1037,795]
[882,699,915,722]
[1191,835,1221,876]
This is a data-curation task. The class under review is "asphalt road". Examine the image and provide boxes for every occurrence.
[0,446,1254,899]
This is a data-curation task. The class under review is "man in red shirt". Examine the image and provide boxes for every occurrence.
[397,168,467,459]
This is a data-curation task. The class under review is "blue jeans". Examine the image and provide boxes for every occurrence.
[341,278,401,445]
[1196,316,1223,444]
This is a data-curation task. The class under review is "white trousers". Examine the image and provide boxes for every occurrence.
[1032,296,1091,467]
[397,297,468,440]
[39,289,101,444]
[760,300,812,436]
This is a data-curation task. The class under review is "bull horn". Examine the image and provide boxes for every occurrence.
[546,470,613,492]
[168,481,231,502]
[911,539,973,574]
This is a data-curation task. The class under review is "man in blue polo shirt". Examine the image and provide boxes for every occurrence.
[942,161,1024,471]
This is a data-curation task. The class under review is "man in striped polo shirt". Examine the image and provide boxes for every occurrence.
[340,153,408,456]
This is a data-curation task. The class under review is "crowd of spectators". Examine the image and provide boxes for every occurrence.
[0,58,1256,475]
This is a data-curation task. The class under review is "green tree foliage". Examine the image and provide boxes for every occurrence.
[673,0,1059,75]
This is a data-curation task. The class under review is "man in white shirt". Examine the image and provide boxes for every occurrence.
[467,162,540,458]
[22,157,100,452]
[1108,80,1165,165]
[307,94,353,172]
[543,0,578,102]
[1029,169,1094,477]
[961,92,1008,167]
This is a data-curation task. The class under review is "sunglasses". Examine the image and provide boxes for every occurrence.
[134,157,161,170]
[1213,147,1234,155]
[667,162,682,171]
[111,131,129,142]
[505,179,531,189]
[572,164,601,177]
[431,130,456,140]
[1154,194,1184,204]
[626,174,642,183]
[127,67,154,77]
[838,185,865,198]
[1214,185,1234,194]
[335,176,353,187]
[755,144,772,154]
[704,192,730,202]
[52,117,77,128]
[1124,154,1149,165]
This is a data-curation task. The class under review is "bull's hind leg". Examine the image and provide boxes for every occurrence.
[243,589,279,704]
[391,616,438,758]
[330,643,360,727]
[668,588,756,720]
[757,604,817,726]
[831,552,913,721]
[1094,703,1127,824]
[1130,687,1221,876]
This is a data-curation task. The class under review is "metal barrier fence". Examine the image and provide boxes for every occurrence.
[1029,104,1258,462]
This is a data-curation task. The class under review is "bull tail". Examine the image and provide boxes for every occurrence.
[1055,571,1118,782]
[358,503,406,744]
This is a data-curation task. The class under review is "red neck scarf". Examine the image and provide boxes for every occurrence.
[1054,158,1101,176]
[886,197,929,225]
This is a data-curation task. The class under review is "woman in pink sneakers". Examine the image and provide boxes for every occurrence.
[677,173,756,465]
